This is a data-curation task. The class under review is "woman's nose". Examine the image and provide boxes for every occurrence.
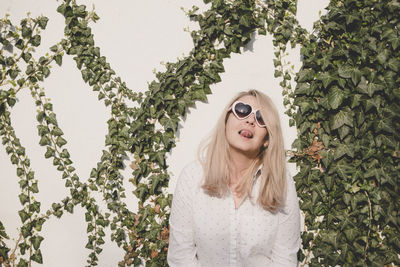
[246,114,256,125]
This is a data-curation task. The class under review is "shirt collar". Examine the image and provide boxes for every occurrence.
[254,164,263,179]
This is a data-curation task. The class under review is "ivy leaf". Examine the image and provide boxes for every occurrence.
[60,149,70,158]
[21,26,32,38]
[338,66,352,79]
[37,16,49,29]
[376,49,388,64]
[374,118,395,135]
[18,210,29,223]
[0,221,9,239]
[350,68,361,85]
[274,70,282,78]
[151,175,162,194]
[65,203,74,213]
[296,69,315,83]
[387,58,399,72]
[365,97,382,112]
[26,64,35,75]
[73,5,87,18]
[55,55,62,66]
[29,201,40,213]
[357,78,384,97]
[30,235,44,250]
[298,100,314,114]
[37,125,50,136]
[350,94,362,109]
[338,125,350,140]
[192,89,207,101]
[36,111,46,122]
[31,248,43,263]
[345,14,359,25]
[327,86,346,109]
[320,56,331,70]
[17,259,28,267]
[344,229,358,244]
[157,196,170,210]
[46,113,58,125]
[156,152,165,168]
[51,126,64,136]
[324,174,333,190]
[335,163,353,180]
[22,52,32,63]
[318,72,336,88]
[85,212,92,222]
[11,154,19,165]
[375,134,396,148]
[44,147,55,158]
[160,118,177,133]
[239,15,251,28]
[19,193,29,205]
[30,182,39,193]
[388,34,400,50]
[56,136,67,147]
[258,28,266,35]
[321,231,339,250]
[334,144,354,160]
[50,45,58,52]
[294,83,312,95]
[330,109,353,130]
[16,167,25,177]
[30,35,41,47]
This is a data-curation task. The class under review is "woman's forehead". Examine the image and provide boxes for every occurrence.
[236,95,260,109]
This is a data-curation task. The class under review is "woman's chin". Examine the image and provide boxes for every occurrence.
[230,145,259,158]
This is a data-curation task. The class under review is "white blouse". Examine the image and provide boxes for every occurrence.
[168,161,301,267]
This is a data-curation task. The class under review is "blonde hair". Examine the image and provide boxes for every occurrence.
[198,89,287,212]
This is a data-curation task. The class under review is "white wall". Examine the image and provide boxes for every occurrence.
[0,0,329,266]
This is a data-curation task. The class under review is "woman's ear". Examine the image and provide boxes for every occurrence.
[259,140,269,155]
[263,140,269,148]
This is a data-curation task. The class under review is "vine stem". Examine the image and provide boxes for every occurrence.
[255,0,284,26]
[0,111,37,267]
[364,191,372,263]
[300,228,320,267]
[0,19,38,86]
[9,232,22,267]
[29,85,77,184]
[14,46,64,95]
[14,18,38,63]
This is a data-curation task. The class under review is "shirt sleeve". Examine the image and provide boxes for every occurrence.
[167,165,201,267]
[270,173,301,267]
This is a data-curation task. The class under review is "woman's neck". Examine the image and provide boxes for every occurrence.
[229,150,256,184]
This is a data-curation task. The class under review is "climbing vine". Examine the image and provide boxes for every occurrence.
[292,0,400,266]
[1,0,399,266]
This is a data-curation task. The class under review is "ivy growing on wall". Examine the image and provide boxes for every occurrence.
[0,0,399,266]
[0,0,303,265]
[292,0,400,266]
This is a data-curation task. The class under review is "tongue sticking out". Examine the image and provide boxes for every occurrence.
[239,130,253,138]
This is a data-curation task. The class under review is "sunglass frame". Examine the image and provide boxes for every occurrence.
[230,101,266,128]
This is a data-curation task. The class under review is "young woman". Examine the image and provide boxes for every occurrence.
[168,89,300,266]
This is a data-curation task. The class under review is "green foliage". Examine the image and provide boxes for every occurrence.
[1,0,399,266]
[292,0,400,265]
[0,221,10,264]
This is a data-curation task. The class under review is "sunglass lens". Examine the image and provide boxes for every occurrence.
[256,111,265,126]
[235,102,251,118]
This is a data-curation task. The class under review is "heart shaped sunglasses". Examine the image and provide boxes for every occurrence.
[230,101,266,128]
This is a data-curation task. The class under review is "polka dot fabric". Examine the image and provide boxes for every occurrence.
[168,161,300,267]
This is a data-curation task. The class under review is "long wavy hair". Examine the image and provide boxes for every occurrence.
[198,89,287,212]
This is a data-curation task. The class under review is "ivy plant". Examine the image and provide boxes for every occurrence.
[1,0,399,266]
[292,0,400,266]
